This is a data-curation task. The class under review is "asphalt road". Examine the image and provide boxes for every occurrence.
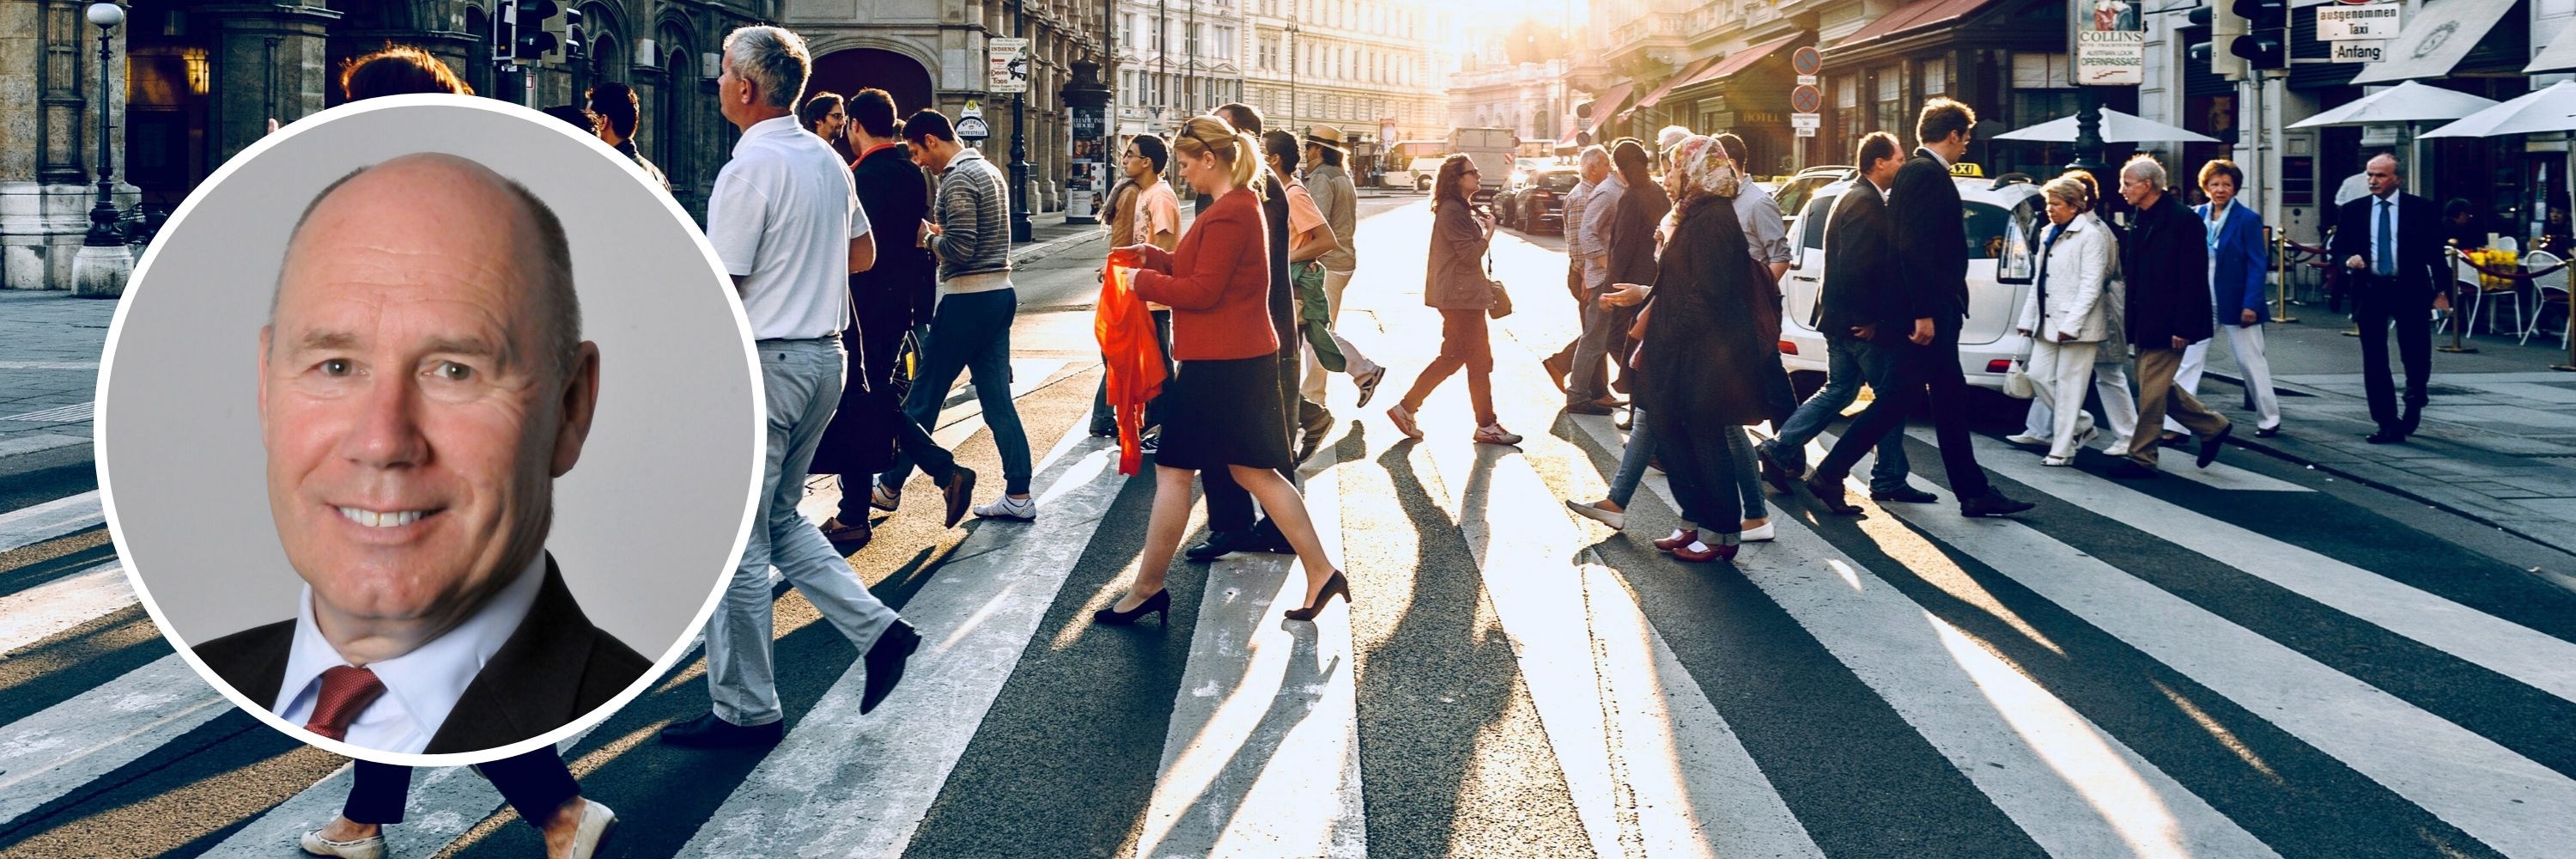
[0,195,2571,859]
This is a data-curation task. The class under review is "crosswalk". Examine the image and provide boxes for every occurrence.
[5,236,2575,858]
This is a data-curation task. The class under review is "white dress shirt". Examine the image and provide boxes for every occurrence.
[705,114,872,340]
[273,553,547,753]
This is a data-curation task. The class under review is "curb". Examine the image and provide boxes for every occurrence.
[1010,225,1109,267]
[2196,370,2575,557]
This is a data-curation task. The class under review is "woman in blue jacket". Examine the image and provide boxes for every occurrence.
[2196,160,2282,436]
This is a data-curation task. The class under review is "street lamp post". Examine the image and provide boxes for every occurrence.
[72,1,132,299]
[1010,0,1035,242]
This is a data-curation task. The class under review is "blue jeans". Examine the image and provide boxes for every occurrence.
[883,289,1032,495]
[1760,337,1910,492]
[1607,407,1658,509]
[707,338,902,727]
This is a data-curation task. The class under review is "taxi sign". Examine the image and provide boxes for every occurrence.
[1948,162,1984,179]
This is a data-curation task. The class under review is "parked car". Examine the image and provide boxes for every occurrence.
[1775,166,2042,393]
[1774,165,1856,234]
[1498,167,1582,234]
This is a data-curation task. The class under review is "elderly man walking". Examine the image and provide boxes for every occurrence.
[1542,144,1611,394]
[664,25,920,749]
[2111,154,2231,478]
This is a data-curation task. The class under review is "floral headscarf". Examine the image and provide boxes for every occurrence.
[1668,134,1742,204]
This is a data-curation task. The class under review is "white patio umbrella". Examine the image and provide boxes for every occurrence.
[1989,107,2220,143]
[2421,81,2576,370]
[2289,81,2500,129]
[2293,82,2503,195]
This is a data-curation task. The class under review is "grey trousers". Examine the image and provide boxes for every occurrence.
[705,338,902,727]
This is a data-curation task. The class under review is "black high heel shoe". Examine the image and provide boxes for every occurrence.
[1094,589,1171,626]
[1283,571,1352,621]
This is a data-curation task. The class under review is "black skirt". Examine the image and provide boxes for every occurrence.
[1153,355,1292,472]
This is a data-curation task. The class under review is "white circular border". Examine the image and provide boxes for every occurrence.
[91,93,768,769]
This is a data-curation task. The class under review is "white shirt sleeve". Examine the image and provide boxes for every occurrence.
[704,164,769,277]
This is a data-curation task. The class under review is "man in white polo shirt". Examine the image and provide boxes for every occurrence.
[662,24,920,749]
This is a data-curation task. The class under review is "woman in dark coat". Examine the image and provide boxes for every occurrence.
[1631,136,1774,563]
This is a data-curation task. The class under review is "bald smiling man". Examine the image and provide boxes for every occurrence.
[193,153,648,757]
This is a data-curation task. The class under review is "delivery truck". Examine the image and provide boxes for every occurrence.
[1447,127,1519,201]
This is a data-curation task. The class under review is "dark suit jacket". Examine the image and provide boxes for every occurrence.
[2124,192,2213,347]
[194,556,651,755]
[852,143,938,331]
[1816,180,1903,340]
[2329,191,2445,308]
[1604,182,1672,291]
[1888,149,1971,326]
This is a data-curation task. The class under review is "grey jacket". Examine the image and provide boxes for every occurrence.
[1425,201,1493,310]
[1308,164,1359,273]
[930,147,1012,282]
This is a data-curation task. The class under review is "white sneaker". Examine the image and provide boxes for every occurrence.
[870,482,901,512]
[300,825,384,859]
[1739,521,1776,542]
[1565,499,1625,530]
[2004,433,2048,446]
[2102,436,2134,454]
[565,799,617,859]
[973,494,1038,521]
[2073,425,2101,450]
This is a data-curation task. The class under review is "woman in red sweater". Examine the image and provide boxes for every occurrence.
[1096,115,1350,625]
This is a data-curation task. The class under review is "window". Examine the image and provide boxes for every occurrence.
[1153,17,1167,52]
[1873,67,1904,134]
[2010,52,2072,89]
[1830,74,1859,154]
[1921,57,1948,96]
[1187,23,1200,59]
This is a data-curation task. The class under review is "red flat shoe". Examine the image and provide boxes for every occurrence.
[1652,528,1698,551]
[1670,541,1738,564]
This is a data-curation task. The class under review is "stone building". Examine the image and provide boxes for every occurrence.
[1242,0,1455,183]
[1,0,1106,291]
[1447,20,1568,157]
[1108,0,1243,139]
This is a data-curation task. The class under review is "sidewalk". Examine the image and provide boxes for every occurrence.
[0,290,112,479]
[2197,308,2576,553]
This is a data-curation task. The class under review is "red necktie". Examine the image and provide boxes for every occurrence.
[305,666,386,742]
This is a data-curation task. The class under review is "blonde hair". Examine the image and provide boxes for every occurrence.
[2042,174,2093,210]
[1173,115,1267,201]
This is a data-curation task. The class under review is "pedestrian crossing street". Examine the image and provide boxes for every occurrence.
[3,308,2574,858]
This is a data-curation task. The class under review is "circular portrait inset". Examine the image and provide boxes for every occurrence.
[95,94,762,767]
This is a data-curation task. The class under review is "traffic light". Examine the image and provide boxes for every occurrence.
[2231,0,2288,70]
[492,5,516,64]
[543,5,583,66]
[510,1,558,64]
[2186,3,2249,81]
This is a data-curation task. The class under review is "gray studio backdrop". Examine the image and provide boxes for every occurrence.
[101,99,759,655]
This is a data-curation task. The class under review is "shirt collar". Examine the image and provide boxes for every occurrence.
[734,115,805,157]
[945,146,989,174]
[1922,147,1952,169]
[859,141,901,162]
[276,552,550,742]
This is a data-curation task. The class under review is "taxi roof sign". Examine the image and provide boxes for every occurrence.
[1948,162,1984,178]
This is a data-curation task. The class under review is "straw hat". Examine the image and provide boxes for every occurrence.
[1304,124,1351,153]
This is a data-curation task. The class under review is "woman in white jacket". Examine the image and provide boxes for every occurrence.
[2015,174,2125,466]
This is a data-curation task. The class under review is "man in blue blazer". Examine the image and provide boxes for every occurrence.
[2196,160,2281,437]
[2329,153,2445,443]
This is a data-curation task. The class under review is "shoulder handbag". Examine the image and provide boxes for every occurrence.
[1485,250,1515,319]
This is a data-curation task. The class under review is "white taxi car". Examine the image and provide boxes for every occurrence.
[1776,165,2043,393]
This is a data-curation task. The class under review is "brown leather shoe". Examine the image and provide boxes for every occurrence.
[1541,353,1572,393]
[940,466,978,529]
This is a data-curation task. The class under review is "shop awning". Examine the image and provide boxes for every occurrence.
[2528,25,2576,73]
[1831,0,2002,50]
[2350,0,2519,84]
[1662,34,1802,97]
[1583,82,1637,134]
[1632,57,1720,111]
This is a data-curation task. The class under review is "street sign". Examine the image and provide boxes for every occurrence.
[1795,74,1819,86]
[1791,46,1822,76]
[2330,40,2387,63]
[1789,113,1821,130]
[1791,85,1822,114]
[1796,126,1818,137]
[2075,0,2148,87]
[2316,3,2400,40]
[988,37,1030,94]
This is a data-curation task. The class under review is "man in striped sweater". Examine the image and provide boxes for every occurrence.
[873,110,1038,521]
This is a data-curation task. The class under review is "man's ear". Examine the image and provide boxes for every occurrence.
[550,342,603,478]
[256,326,273,430]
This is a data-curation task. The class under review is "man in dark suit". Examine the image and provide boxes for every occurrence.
[812,88,977,546]
[203,152,624,856]
[1760,131,1915,500]
[1188,102,1307,560]
[2330,153,2445,443]
[2112,154,2230,477]
[1801,99,2034,518]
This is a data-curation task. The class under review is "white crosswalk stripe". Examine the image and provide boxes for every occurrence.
[0,561,131,654]
[0,654,231,825]
[0,490,101,556]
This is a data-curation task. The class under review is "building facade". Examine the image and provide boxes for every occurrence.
[1109,0,1243,140]
[2,0,1109,292]
[1242,0,1455,182]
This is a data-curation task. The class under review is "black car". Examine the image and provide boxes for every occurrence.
[1504,167,1583,235]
